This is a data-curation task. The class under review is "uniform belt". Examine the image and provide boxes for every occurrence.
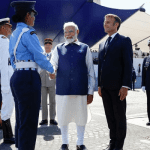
[16,62,38,69]
[16,68,37,71]
[15,61,38,71]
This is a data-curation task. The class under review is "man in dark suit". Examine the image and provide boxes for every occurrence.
[141,39,150,126]
[98,14,133,150]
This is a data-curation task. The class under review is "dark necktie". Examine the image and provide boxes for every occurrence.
[107,37,112,46]
[105,36,112,54]
[107,36,112,45]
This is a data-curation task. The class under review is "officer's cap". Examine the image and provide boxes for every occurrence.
[0,18,12,27]
[148,39,150,47]
[44,38,53,45]
[10,1,38,16]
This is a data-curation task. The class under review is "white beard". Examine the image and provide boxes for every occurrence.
[65,34,77,44]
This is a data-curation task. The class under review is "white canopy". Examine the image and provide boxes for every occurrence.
[91,10,150,52]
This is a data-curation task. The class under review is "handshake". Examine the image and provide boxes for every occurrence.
[48,70,56,80]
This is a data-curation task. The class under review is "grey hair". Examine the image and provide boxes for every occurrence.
[63,22,79,31]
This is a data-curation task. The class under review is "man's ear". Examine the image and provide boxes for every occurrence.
[115,22,119,29]
[77,29,79,35]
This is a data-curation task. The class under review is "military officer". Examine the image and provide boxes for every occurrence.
[0,18,15,144]
[9,1,55,150]
[39,38,57,126]
[141,39,150,126]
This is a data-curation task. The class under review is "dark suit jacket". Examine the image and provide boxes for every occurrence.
[142,57,150,91]
[98,33,133,90]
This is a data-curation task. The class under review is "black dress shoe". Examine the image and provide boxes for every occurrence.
[50,119,58,125]
[59,144,69,150]
[146,122,150,126]
[113,148,123,150]
[39,120,48,125]
[2,119,15,144]
[104,143,115,150]
[76,145,88,150]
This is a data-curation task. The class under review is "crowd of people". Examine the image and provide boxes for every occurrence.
[133,48,149,58]
[0,1,150,150]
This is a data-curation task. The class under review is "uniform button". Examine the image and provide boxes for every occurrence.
[71,78,73,80]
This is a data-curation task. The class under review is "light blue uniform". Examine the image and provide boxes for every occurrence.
[9,22,54,150]
[9,22,54,73]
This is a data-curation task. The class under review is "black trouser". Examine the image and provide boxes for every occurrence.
[10,70,41,150]
[0,84,2,110]
[132,80,135,90]
[146,90,150,122]
[101,88,126,149]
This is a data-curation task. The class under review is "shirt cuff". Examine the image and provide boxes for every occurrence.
[88,88,94,95]
[122,86,131,89]
[47,70,55,74]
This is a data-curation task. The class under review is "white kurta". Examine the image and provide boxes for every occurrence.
[0,35,14,121]
[51,40,95,126]
[56,95,87,126]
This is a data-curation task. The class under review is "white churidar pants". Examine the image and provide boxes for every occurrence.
[60,125,85,145]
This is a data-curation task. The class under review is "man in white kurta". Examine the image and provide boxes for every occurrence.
[0,18,15,144]
[51,22,95,150]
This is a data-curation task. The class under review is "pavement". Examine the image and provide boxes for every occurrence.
[0,89,150,150]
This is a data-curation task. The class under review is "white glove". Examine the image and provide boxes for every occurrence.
[141,86,145,92]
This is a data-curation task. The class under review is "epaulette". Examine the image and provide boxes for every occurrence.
[30,31,37,35]
[1,36,6,39]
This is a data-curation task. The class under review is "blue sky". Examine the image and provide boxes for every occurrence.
[101,0,150,15]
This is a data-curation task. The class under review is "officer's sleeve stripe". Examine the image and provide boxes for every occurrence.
[30,31,37,35]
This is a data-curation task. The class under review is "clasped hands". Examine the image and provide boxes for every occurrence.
[49,73,55,79]
[48,70,56,79]
[98,87,128,101]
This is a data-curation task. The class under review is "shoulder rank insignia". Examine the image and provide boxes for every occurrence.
[30,31,37,35]
[1,36,6,39]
